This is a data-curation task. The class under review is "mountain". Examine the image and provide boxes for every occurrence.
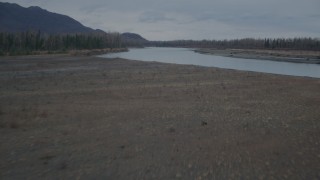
[0,2,95,33]
[120,32,148,47]
[0,2,148,46]
[121,33,148,42]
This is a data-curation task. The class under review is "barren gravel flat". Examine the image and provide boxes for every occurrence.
[195,48,320,64]
[0,55,319,179]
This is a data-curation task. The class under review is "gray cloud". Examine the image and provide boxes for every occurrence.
[139,11,175,23]
[5,0,320,40]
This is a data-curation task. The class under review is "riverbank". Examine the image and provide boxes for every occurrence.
[195,48,320,64]
[0,48,128,57]
[0,55,319,179]
[68,48,128,56]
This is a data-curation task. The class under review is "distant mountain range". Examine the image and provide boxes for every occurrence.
[0,2,147,41]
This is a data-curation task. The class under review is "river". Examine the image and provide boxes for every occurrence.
[99,47,320,78]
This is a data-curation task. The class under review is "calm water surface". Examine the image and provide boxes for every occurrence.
[99,47,320,78]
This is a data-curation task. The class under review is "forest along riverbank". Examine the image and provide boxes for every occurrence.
[195,48,320,64]
[0,48,128,57]
[0,55,319,179]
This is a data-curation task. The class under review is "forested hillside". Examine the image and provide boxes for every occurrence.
[0,2,148,55]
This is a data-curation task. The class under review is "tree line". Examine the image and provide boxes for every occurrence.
[0,31,123,55]
[1,32,320,56]
[148,38,320,51]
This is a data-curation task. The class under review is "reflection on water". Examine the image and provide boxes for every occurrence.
[99,47,320,78]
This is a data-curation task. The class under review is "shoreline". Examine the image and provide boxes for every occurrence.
[0,48,128,57]
[194,48,320,64]
[69,48,128,56]
[2,52,319,79]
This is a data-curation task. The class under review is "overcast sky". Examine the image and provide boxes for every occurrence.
[5,0,320,40]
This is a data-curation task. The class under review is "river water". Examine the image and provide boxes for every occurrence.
[99,47,320,78]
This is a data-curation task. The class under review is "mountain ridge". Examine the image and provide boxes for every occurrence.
[0,2,96,33]
[0,2,148,44]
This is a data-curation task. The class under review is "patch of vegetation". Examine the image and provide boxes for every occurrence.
[149,38,320,51]
[0,31,123,56]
